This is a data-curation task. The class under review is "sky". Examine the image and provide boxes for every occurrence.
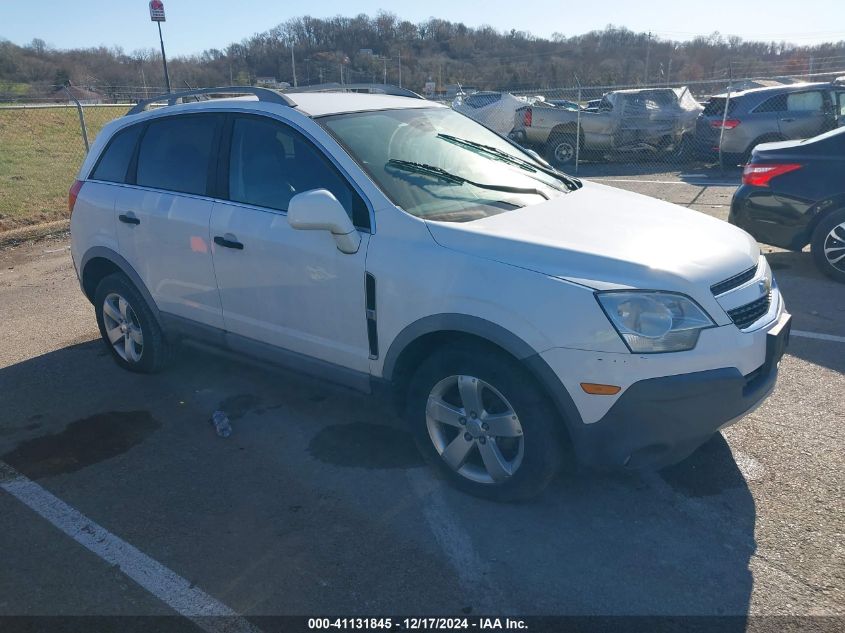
[3,0,844,57]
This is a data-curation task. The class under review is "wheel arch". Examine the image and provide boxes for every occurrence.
[382,314,584,433]
[547,123,582,144]
[744,132,785,158]
[80,246,163,328]
[805,196,845,246]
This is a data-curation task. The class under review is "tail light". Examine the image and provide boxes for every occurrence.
[522,107,532,127]
[742,163,802,187]
[710,119,741,129]
[68,179,83,215]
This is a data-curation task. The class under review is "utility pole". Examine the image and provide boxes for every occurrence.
[383,57,387,84]
[719,62,734,172]
[643,31,652,85]
[398,51,402,88]
[290,41,297,87]
[140,65,148,99]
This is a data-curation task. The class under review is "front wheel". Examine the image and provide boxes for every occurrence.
[406,343,565,501]
[811,208,845,283]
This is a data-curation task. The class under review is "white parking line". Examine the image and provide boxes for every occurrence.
[791,329,845,344]
[406,469,510,614]
[0,461,261,633]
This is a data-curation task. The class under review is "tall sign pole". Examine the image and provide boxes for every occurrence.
[149,1,171,93]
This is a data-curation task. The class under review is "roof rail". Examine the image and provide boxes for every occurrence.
[284,83,425,100]
[126,86,295,116]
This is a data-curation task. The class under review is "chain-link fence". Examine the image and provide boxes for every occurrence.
[2,71,844,233]
[0,99,130,232]
[453,69,845,178]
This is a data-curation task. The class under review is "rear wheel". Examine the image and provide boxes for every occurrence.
[811,208,845,283]
[545,132,578,167]
[406,343,565,501]
[94,272,173,373]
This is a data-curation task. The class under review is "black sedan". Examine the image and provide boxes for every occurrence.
[730,127,845,283]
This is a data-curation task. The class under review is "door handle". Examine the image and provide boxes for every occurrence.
[214,236,244,250]
[779,117,795,123]
[118,213,140,225]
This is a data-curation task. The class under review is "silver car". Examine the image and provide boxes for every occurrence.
[696,81,845,163]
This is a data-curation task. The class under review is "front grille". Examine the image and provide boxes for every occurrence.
[728,292,771,329]
[711,263,758,296]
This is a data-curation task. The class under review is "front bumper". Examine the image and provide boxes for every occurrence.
[540,309,791,470]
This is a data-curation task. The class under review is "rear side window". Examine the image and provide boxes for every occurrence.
[227,116,368,227]
[136,115,218,195]
[787,91,824,112]
[90,125,142,183]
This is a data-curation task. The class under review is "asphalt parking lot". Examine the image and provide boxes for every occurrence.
[0,175,843,630]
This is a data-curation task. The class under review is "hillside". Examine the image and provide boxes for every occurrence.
[2,12,845,96]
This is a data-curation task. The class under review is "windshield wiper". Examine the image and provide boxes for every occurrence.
[436,133,582,191]
[387,159,549,200]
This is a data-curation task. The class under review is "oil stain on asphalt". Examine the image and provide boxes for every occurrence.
[309,421,424,469]
[2,411,159,479]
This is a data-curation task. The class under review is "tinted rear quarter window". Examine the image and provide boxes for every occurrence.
[466,93,500,109]
[136,115,218,195]
[90,124,142,183]
[702,97,737,117]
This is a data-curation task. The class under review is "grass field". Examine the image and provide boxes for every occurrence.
[0,105,125,232]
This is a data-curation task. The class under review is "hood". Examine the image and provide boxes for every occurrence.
[425,181,759,294]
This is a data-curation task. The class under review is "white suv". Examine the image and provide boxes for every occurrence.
[69,87,791,501]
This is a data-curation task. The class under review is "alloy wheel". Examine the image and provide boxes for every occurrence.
[102,292,144,363]
[823,221,845,273]
[425,375,524,484]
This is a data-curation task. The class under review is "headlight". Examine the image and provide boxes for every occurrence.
[596,291,715,353]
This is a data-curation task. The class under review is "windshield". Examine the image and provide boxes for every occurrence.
[319,107,572,222]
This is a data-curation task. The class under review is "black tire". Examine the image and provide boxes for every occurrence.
[545,132,578,167]
[406,342,566,502]
[94,272,174,373]
[810,208,845,283]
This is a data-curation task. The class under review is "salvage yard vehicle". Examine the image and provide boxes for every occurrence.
[509,87,703,166]
[731,126,845,283]
[70,86,790,501]
[696,81,845,165]
[452,91,536,137]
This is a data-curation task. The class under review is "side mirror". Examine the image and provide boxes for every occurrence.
[287,189,361,254]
